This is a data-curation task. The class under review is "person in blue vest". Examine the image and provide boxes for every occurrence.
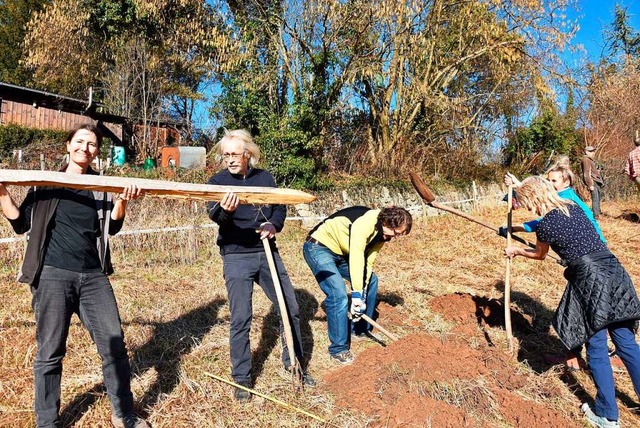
[504,176,640,428]
[206,129,315,402]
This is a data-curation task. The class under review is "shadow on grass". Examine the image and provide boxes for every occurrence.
[617,211,640,223]
[478,279,565,373]
[489,281,640,414]
[377,291,405,307]
[59,298,226,426]
[251,288,318,382]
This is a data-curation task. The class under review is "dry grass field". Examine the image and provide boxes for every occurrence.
[1,192,639,427]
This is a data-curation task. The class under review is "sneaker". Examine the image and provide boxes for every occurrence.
[284,366,317,388]
[330,350,354,364]
[233,381,253,402]
[111,413,150,428]
[581,403,619,428]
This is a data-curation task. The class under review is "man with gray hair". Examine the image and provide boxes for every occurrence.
[625,136,640,191]
[206,129,315,402]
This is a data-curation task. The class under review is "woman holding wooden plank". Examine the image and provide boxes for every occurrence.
[504,176,640,428]
[0,124,148,428]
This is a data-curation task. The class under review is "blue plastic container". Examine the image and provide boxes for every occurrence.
[112,146,125,166]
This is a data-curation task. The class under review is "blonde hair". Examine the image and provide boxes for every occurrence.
[545,164,574,187]
[552,155,571,169]
[516,176,572,217]
[215,129,261,167]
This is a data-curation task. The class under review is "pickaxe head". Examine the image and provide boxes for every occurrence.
[409,172,436,204]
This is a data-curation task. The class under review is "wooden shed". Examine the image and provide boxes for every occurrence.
[0,82,184,152]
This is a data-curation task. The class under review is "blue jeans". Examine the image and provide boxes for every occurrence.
[222,250,303,384]
[586,321,640,421]
[31,265,133,428]
[303,240,378,356]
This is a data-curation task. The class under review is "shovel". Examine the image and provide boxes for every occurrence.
[409,172,562,264]
[262,237,302,390]
[505,185,514,352]
[359,314,399,342]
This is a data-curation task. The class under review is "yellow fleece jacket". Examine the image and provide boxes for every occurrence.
[309,207,384,293]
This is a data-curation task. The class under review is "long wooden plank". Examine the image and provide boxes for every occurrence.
[0,169,316,205]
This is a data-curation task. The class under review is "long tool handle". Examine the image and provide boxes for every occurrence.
[429,200,561,263]
[505,185,514,352]
[262,238,300,387]
[360,314,399,341]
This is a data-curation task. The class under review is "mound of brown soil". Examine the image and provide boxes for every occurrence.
[429,292,534,335]
[322,293,579,427]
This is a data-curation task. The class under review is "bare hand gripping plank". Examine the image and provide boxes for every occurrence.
[0,169,316,205]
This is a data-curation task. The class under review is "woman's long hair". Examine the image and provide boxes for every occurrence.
[516,176,571,216]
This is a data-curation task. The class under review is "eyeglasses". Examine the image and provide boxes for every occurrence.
[384,226,407,239]
[390,228,406,237]
[222,151,246,160]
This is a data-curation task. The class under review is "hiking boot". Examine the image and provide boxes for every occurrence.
[111,413,150,428]
[284,366,317,388]
[233,381,252,402]
[330,350,354,365]
[581,403,619,428]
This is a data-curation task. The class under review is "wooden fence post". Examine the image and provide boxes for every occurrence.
[472,180,478,211]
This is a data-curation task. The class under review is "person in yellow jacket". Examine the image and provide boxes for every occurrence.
[303,206,412,364]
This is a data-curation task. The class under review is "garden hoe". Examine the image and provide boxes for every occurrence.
[408,172,562,264]
[360,314,399,342]
[261,237,304,391]
[345,286,399,342]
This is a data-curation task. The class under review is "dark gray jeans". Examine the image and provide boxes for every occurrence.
[591,183,603,217]
[222,250,303,384]
[31,265,134,427]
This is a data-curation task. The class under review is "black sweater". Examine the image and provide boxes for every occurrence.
[206,168,286,254]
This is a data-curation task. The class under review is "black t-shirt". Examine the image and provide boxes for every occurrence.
[536,203,608,263]
[43,188,102,272]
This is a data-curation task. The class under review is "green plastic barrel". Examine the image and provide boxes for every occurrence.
[143,157,156,170]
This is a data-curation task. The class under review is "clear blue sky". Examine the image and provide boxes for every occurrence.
[568,1,640,64]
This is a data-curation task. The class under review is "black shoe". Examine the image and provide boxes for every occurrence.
[284,366,317,388]
[234,381,252,402]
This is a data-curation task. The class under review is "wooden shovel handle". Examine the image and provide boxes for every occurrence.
[428,199,562,263]
[262,238,300,385]
[505,185,514,352]
[360,314,399,341]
